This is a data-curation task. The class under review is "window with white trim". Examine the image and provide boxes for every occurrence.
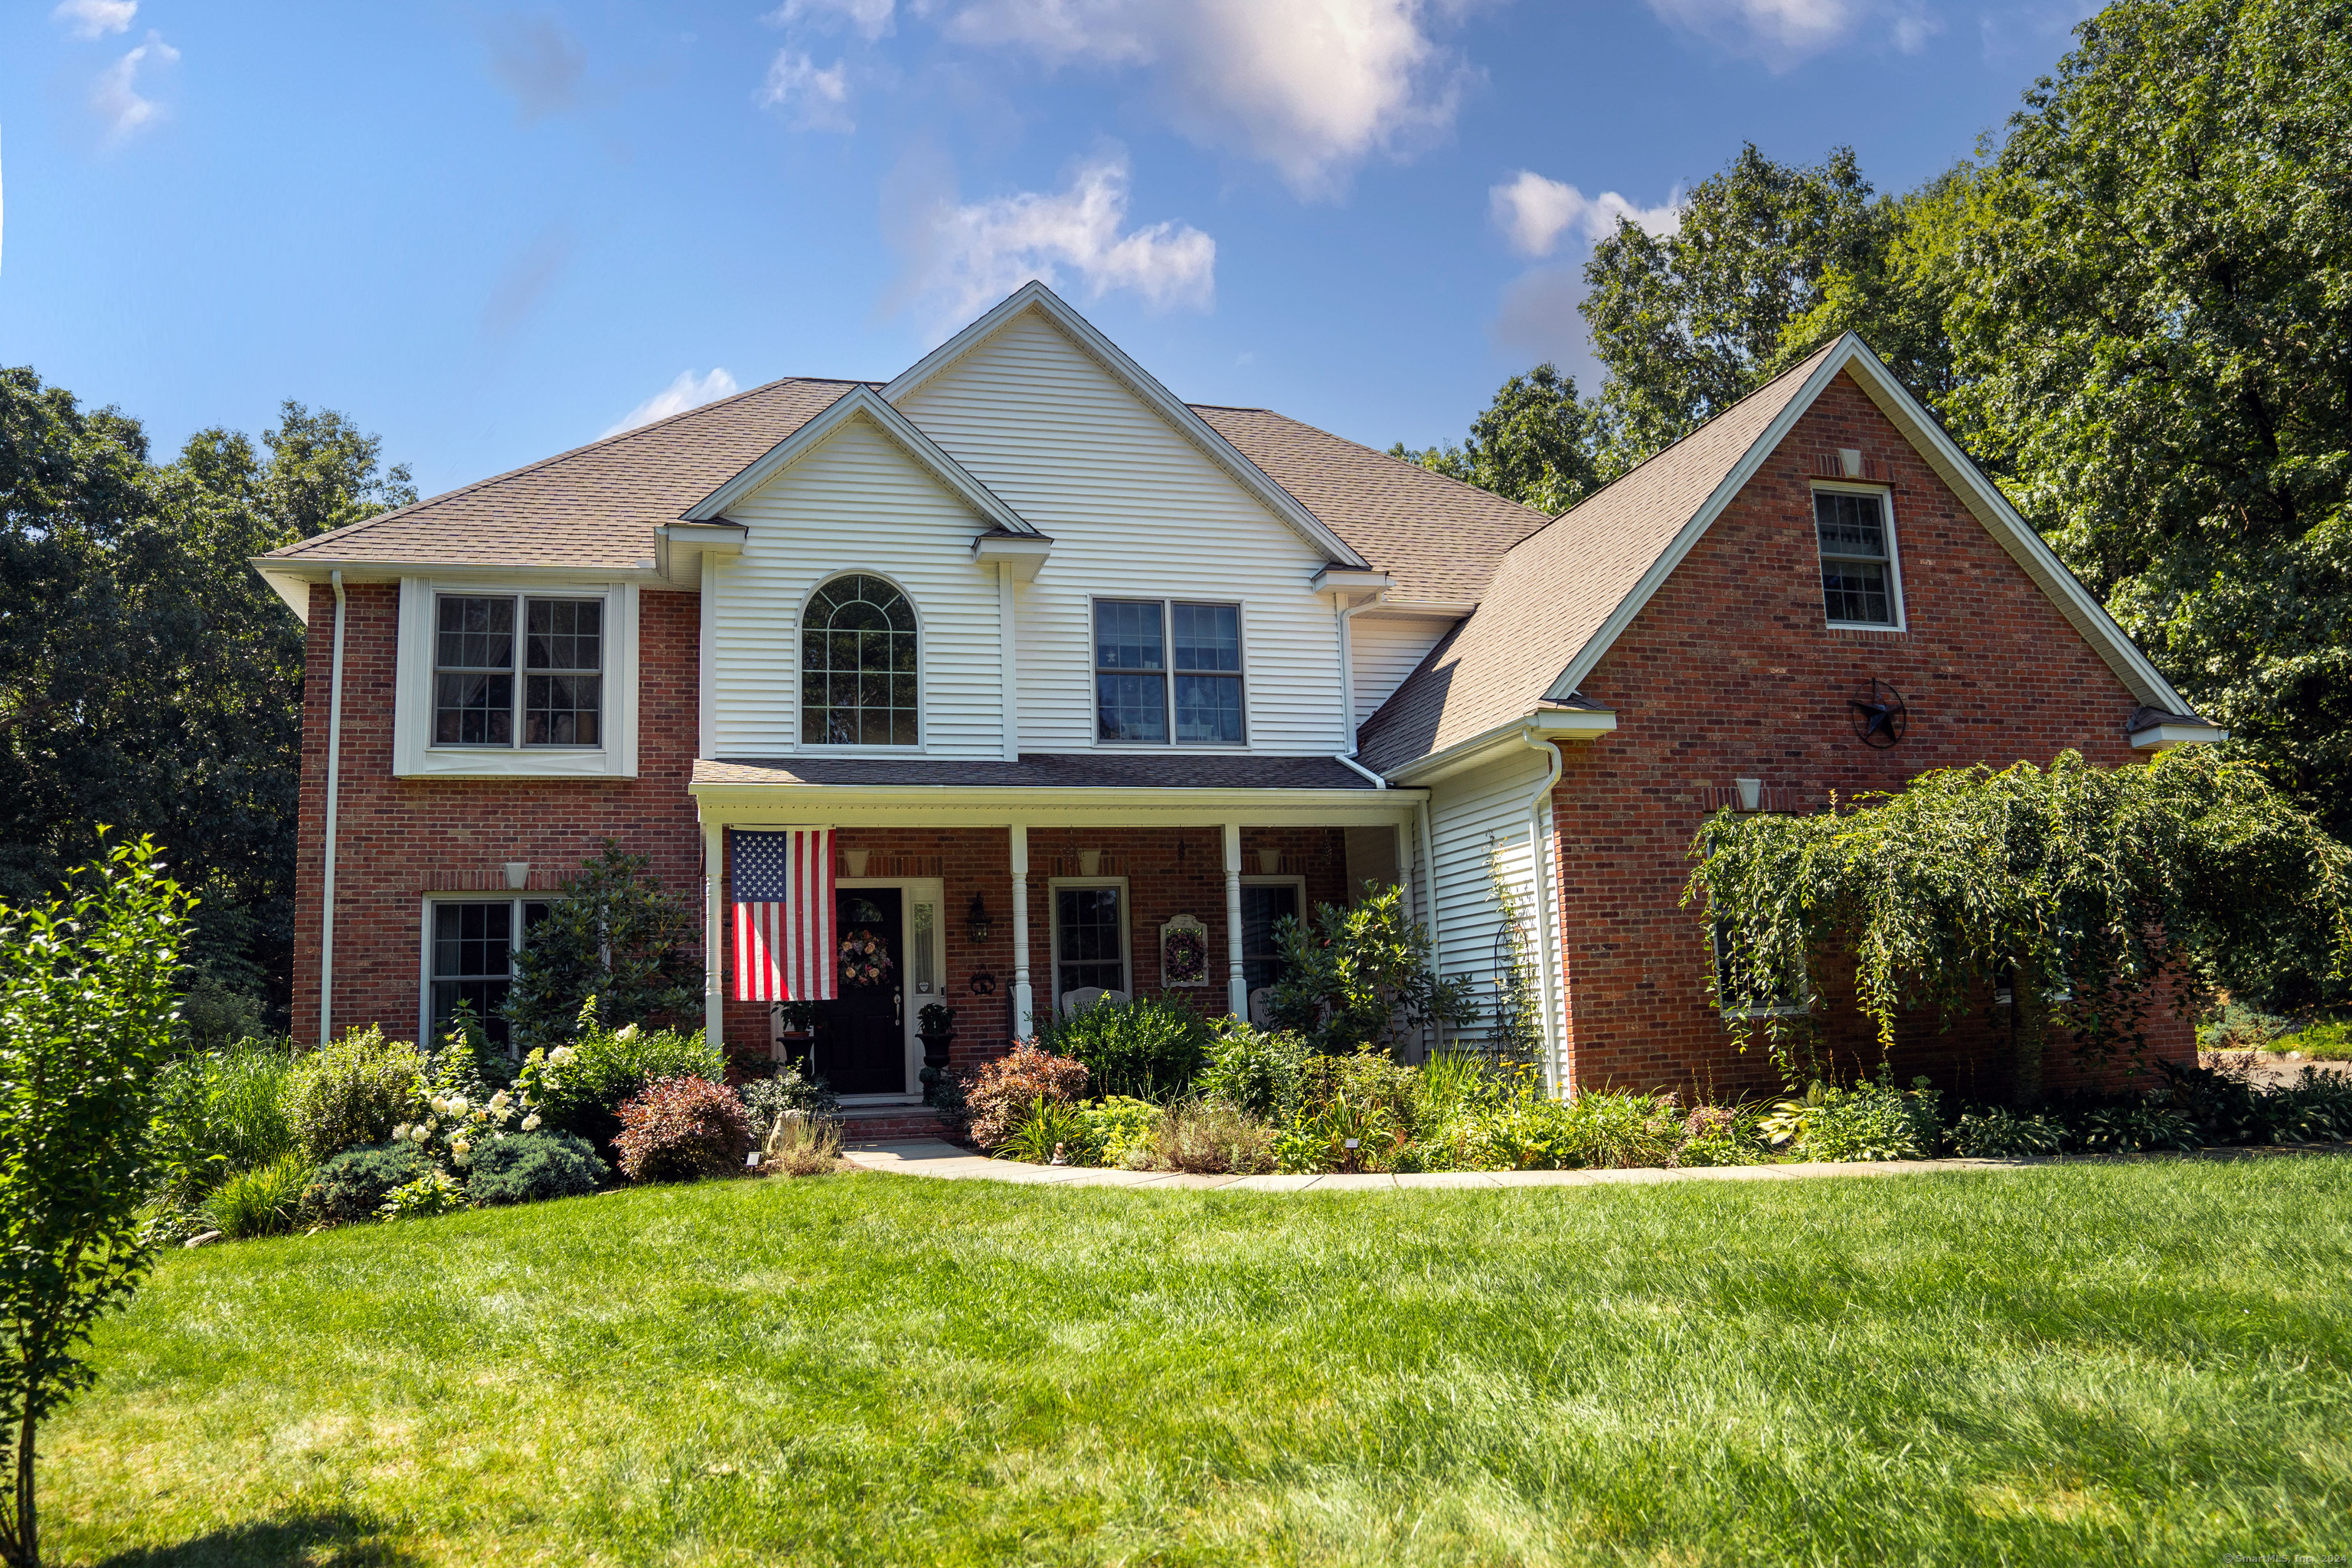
[1050,880,1131,1001]
[1240,877,1305,995]
[433,593,604,746]
[1093,598,1245,744]
[1813,488,1903,628]
[424,897,550,1050]
[801,573,919,747]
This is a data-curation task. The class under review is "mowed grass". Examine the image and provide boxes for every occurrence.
[49,1158,2352,1567]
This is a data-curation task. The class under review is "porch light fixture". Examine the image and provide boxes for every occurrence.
[967,893,993,943]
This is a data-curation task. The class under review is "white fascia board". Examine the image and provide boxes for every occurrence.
[2132,721,2230,750]
[1313,567,1393,597]
[1384,707,1619,787]
[683,386,1038,536]
[250,560,317,622]
[973,534,1053,581]
[878,281,1375,571]
[1539,334,2193,718]
[249,557,673,620]
[655,521,746,586]
[1540,344,1853,704]
[687,781,1425,828]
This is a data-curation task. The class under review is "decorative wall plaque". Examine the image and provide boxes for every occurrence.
[1159,913,1211,986]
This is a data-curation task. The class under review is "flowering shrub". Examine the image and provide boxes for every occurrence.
[378,1168,468,1220]
[284,1024,424,1162]
[962,1042,1089,1149]
[390,1070,524,1176]
[517,995,722,1153]
[613,1075,753,1182]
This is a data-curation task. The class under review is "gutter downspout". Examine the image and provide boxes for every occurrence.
[1519,726,1565,1096]
[1334,753,1387,789]
[318,570,348,1046]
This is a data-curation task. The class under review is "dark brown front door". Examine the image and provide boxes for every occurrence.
[822,888,905,1095]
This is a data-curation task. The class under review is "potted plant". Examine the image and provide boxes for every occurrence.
[772,1000,827,1071]
[916,1001,957,1100]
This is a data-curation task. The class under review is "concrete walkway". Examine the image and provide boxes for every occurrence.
[834,1137,2285,1191]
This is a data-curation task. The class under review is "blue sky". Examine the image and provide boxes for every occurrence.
[3,0,2091,499]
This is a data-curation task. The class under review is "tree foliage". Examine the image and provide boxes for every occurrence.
[0,370,413,1035]
[1389,364,1602,514]
[503,844,704,1051]
[1686,750,2352,1105]
[0,835,191,1567]
[1269,884,1478,1057]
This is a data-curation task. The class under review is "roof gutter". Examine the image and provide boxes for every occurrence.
[1384,705,1619,788]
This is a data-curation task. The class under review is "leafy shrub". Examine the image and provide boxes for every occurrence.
[963,1043,1090,1150]
[1036,993,1212,1099]
[1267,884,1478,1054]
[504,844,703,1050]
[1676,1103,1768,1166]
[740,1063,839,1144]
[2278,1019,2352,1060]
[463,1130,606,1206]
[1195,1021,1312,1122]
[613,1074,753,1182]
[519,999,724,1154]
[380,1168,469,1220]
[2259,1067,2352,1142]
[1299,1087,1403,1172]
[1154,1102,1276,1174]
[1798,1077,1941,1162]
[1949,1106,2069,1158]
[995,1096,1096,1164]
[1308,1050,1423,1135]
[1460,1093,1583,1171]
[154,1037,300,1200]
[203,1153,314,1240]
[305,1140,432,1223]
[2197,1001,2295,1050]
[1076,1096,1163,1168]
[1558,1091,1687,1168]
[758,1112,843,1177]
[284,1025,426,1163]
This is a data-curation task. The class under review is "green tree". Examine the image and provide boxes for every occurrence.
[1580,143,1901,472]
[1390,364,1602,514]
[1269,884,1478,1057]
[1933,0,2352,846]
[0,835,191,1567]
[503,844,704,1050]
[1686,750,2352,1106]
[0,372,413,1034]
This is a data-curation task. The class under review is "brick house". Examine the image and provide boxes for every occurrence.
[254,282,2220,1127]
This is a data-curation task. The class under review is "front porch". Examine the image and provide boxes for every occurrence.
[689,760,1425,1106]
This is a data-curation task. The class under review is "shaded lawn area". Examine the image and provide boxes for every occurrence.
[51,1157,2352,1566]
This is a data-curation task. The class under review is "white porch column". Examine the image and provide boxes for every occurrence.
[703,821,724,1050]
[1009,823,1034,1038]
[1223,822,1246,1019]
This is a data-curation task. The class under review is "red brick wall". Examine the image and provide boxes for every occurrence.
[290,583,706,1044]
[1553,369,2195,1101]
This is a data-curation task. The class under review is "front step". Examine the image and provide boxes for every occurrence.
[836,1104,963,1143]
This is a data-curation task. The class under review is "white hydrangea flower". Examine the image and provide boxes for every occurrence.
[429,1096,449,1116]
[521,1113,542,1132]
[448,1094,470,1116]
[410,1125,432,1145]
[489,1090,511,1110]
[550,1046,577,1067]
[615,1024,640,1042]
[392,1123,410,1142]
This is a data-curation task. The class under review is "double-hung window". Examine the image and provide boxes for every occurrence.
[1052,882,1130,1000]
[433,594,603,748]
[424,897,550,1050]
[1813,489,1903,629]
[1093,599,1245,744]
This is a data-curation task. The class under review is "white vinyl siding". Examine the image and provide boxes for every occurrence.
[1351,614,1455,728]
[1420,747,1560,1061]
[709,413,1007,758]
[895,310,1348,755]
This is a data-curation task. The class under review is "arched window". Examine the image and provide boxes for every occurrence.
[802,573,918,746]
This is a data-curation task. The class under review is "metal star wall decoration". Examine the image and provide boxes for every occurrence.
[1848,678,1909,748]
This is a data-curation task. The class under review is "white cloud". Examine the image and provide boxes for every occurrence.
[940,0,1472,198]
[52,0,136,40]
[90,31,177,143]
[1490,171,1680,259]
[605,369,742,436]
[768,0,896,41]
[1645,0,1938,69]
[900,152,1214,335]
[760,50,855,132]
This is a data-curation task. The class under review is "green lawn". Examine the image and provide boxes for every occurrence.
[49,1157,2352,1566]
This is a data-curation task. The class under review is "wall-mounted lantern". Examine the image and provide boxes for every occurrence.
[967,893,993,943]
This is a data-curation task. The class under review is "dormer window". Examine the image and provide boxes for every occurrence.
[802,573,919,746]
[1813,488,1903,629]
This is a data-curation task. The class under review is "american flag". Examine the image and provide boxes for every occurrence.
[730,828,835,1002]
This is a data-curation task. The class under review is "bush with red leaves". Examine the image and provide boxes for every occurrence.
[613,1074,753,1182]
[962,1041,1089,1150]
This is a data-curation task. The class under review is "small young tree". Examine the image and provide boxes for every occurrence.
[1,835,191,1568]
[503,843,701,1051]
[1686,749,2352,1105]
[1269,884,1478,1056]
